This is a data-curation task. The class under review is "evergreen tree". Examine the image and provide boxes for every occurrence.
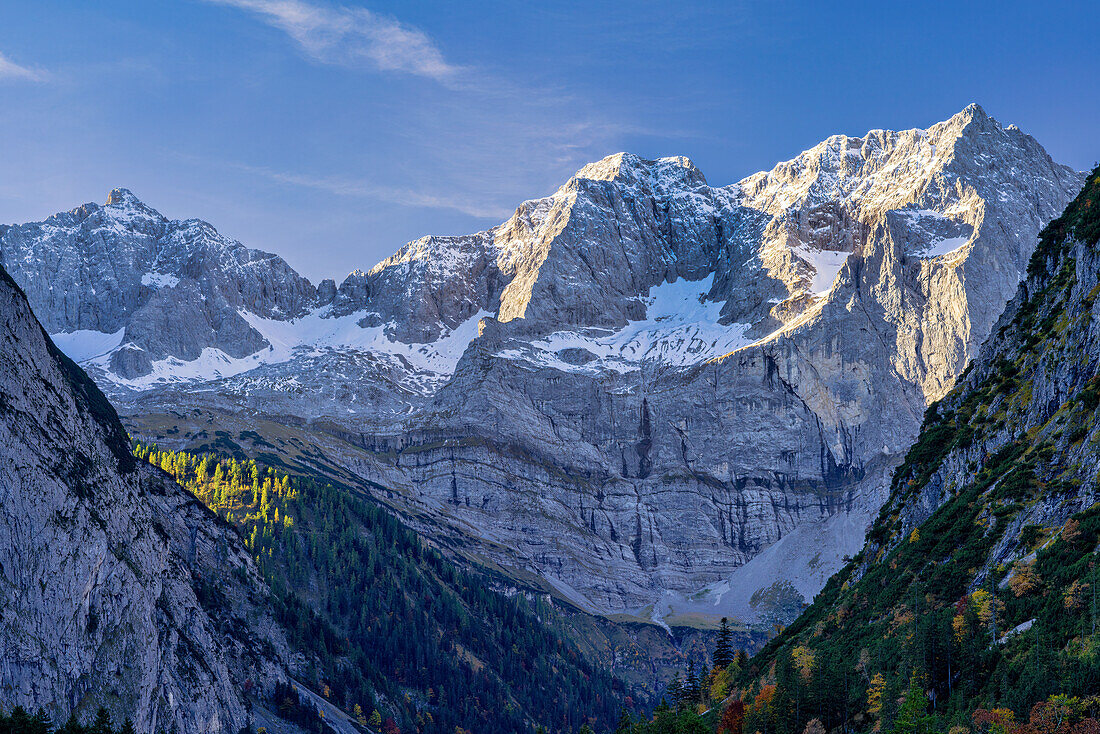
[685,660,700,706]
[58,714,84,734]
[31,709,52,734]
[89,708,112,734]
[9,707,32,733]
[667,676,685,709]
[714,616,735,670]
[614,708,635,734]
[890,674,934,734]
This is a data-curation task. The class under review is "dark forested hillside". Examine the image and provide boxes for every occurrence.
[132,443,639,733]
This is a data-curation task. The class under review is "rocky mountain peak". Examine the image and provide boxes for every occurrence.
[105,186,142,207]
[571,152,709,193]
[946,100,994,127]
[0,190,318,378]
[102,186,166,224]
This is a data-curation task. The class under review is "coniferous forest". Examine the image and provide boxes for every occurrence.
[131,443,636,733]
[0,707,133,734]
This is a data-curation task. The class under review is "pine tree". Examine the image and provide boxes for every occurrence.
[890,674,934,734]
[714,616,735,670]
[58,714,84,734]
[667,675,685,709]
[685,660,700,705]
[9,707,32,733]
[31,708,52,734]
[89,707,113,734]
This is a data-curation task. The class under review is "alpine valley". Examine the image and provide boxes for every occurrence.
[1,104,1095,733]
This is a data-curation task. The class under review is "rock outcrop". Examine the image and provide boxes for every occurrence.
[0,265,290,730]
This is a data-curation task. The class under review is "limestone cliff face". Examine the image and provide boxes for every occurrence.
[0,265,290,730]
[868,166,1100,563]
[7,106,1083,625]
[334,105,1079,619]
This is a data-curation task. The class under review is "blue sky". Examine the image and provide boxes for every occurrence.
[0,0,1096,282]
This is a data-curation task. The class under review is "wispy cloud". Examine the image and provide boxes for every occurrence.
[203,0,459,83]
[0,51,47,82]
[197,1,680,226]
[226,161,511,220]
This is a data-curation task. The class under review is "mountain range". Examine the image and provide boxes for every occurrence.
[0,104,1082,630]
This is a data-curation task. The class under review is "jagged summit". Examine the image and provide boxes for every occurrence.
[572,152,708,191]
[0,188,316,374]
[914,101,994,133]
[105,186,144,207]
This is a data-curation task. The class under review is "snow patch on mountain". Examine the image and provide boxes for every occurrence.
[50,328,126,362]
[93,307,493,390]
[242,307,492,375]
[497,275,753,373]
[918,235,970,259]
[790,246,852,295]
[141,272,180,288]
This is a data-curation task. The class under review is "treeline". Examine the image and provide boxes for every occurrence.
[133,443,634,733]
[0,707,133,734]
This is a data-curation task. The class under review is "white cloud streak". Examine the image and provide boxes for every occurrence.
[203,0,459,82]
[233,162,511,220]
[0,52,47,82]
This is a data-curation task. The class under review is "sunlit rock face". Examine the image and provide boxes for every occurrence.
[0,266,291,730]
[4,105,1082,625]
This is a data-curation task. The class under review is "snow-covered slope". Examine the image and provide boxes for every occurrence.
[496,276,754,374]
[6,104,1083,628]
